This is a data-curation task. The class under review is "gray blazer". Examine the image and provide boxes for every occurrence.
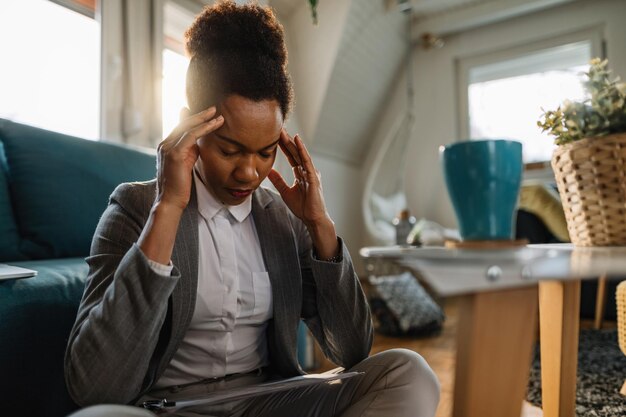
[64,180,373,406]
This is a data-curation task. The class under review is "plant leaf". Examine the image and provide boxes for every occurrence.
[308,0,318,25]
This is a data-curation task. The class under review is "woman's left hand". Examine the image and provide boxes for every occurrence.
[268,130,339,260]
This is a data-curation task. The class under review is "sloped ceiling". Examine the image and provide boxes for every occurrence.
[270,0,492,166]
[311,1,408,165]
[265,0,578,165]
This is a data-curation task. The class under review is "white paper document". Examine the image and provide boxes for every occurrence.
[0,264,37,280]
[143,371,363,414]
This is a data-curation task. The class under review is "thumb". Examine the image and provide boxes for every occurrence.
[268,169,290,195]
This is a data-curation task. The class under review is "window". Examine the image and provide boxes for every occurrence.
[162,1,196,136]
[162,50,191,136]
[459,31,603,165]
[0,0,100,140]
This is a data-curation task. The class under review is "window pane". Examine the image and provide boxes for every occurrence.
[161,0,195,136]
[162,49,190,136]
[0,0,100,139]
[467,42,592,163]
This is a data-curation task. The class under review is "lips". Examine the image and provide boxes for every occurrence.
[227,188,253,199]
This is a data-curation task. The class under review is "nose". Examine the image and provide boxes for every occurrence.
[233,154,259,184]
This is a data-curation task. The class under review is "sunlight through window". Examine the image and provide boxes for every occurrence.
[467,42,592,163]
[161,0,195,136]
[0,0,100,139]
[162,49,190,136]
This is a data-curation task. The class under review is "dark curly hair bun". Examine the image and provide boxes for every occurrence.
[185,1,292,117]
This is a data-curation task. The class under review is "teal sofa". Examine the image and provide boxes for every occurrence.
[0,119,156,417]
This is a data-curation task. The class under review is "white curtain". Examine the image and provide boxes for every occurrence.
[99,0,163,147]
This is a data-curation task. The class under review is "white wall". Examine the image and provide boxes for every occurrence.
[312,154,363,270]
[280,0,351,142]
[278,0,368,272]
[360,62,411,247]
[378,0,626,230]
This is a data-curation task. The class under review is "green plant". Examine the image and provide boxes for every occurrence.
[308,0,318,24]
[538,58,626,145]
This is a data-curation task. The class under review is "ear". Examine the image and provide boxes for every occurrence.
[180,107,191,122]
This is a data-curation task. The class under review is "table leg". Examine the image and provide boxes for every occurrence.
[453,286,538,417]
[538,280,581,417]
[594,275,607,330]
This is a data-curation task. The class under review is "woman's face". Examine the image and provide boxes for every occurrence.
[196,94,283,206]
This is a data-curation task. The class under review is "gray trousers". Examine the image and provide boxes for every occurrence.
[68,349,440,417]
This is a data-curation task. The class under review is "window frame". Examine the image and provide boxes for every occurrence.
[163,0,203,54]
[49,0,96,18]
[456,27,605,174]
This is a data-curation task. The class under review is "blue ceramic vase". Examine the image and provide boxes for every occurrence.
[440,139,523,241]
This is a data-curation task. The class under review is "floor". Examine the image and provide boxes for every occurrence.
[313,296,546,417]
[314,292,618,417]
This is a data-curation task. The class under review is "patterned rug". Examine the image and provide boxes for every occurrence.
[526,329,626,416]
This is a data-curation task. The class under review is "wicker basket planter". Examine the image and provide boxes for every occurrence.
[551,133,626,246]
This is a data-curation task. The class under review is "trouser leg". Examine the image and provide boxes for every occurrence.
[340,348,440,417]
[138,370,269,417]
[68,349,439,417]
[243,348,440,417]
[67,404,156,417]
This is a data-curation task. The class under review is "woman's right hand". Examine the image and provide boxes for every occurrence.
[156,107,224,211]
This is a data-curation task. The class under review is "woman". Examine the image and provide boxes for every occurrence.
[65,2,439,417]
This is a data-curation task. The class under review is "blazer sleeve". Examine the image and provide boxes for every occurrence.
[294,218,374,369]
[64,185,180,406]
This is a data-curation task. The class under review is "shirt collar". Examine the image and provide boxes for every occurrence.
[193,169,252,223]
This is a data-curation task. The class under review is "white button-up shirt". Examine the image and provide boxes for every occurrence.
[153,170,273,389]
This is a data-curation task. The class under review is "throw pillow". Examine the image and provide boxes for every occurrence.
[0,119,156,259]
[368,272,445,337]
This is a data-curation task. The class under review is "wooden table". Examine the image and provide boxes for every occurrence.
[360,244,626,417]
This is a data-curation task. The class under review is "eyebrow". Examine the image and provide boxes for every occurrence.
[215,133,280,152]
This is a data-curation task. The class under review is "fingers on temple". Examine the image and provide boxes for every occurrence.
[169,107,219,141]
[177,115,224,147]
[280,129,302,167]
[268,169,290,194]
[158,112,223,153]
[295,135,319,183]
[292,166,304,183]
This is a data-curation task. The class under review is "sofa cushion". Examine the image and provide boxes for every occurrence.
[0,258,88,417]
[0,140,24,261]
[0,119,156,259]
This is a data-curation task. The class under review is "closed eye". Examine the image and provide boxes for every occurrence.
[220,148,239,157]
[259,146,278,159]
